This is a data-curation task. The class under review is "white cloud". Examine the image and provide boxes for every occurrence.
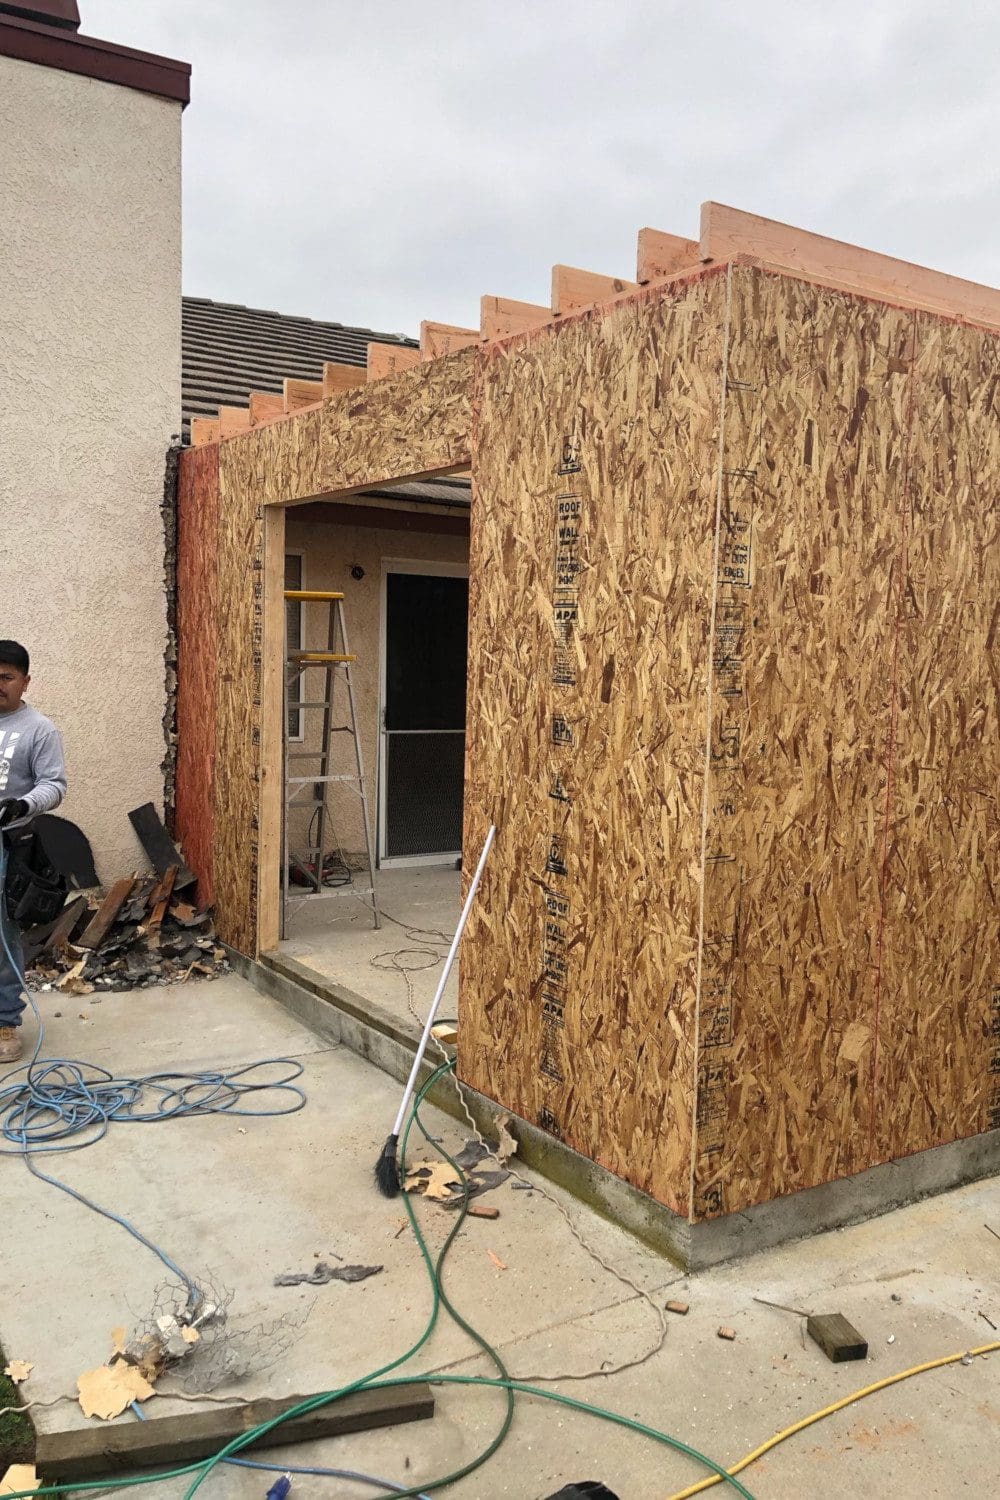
[84,0,1000,332]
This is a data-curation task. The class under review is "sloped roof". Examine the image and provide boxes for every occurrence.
[181,296,417,441]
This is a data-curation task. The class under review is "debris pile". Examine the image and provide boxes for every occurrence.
[24,866,229,994]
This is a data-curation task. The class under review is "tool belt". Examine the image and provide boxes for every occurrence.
[2,825,69,928]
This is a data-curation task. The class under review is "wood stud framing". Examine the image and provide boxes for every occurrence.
[176,202,1000,1229]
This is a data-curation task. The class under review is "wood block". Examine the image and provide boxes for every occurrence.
[665,1300,690,1316]
[717,1326,737,1341]
[466,1203,499,1220]
[636,227,701,283]
[420,321,479,360]
[551,264,637,316]
[76,878,135,950]
[806,1312,868,1363]
[480,295,552,340]
[190,417,219,447]
[367,342,421,381]
[35,1384,435,1480]
[323,361,366,397]
[431,1022,458,1045]
[127,803,196,890]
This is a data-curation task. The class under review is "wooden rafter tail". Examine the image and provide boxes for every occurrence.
[551,264,638,317]
[283,377,323,414]
[322,361,367,398]
[366,342,421,381]
[218,406,251,439]
[636,227,702,284]
[480,295,553,340]
[190,416,220,447]
[699,201,1000,327]
[249,391,284,426]
[419,321,479,361]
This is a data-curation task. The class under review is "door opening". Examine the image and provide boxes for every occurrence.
[379,561,469,865]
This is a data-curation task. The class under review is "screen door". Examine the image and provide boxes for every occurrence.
[381,566,469,861]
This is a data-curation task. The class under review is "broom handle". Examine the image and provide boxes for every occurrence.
[390,823,496,1138]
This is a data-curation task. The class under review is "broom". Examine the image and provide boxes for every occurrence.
[374,823,496,1197]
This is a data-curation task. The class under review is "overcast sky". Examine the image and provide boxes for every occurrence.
[86,0,1000,338]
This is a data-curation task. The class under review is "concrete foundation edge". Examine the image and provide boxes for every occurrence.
[236,950,1000,1270]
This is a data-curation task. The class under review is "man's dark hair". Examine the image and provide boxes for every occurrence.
[0,641,29,675]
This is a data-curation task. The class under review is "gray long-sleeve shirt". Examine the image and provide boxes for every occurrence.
[0,702,67,823]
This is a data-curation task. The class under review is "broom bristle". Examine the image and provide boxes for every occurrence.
[374,1133,401,1197]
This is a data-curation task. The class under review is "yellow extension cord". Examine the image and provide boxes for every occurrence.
[667,1339,1000,1499]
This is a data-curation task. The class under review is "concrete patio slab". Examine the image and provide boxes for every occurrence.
[1,972,998,1498]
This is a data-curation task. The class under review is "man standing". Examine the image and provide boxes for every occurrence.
[0,641,67,1063]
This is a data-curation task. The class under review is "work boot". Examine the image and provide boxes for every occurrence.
[0,1026,22,1063]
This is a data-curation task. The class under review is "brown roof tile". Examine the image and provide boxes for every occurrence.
[181,296,417,441]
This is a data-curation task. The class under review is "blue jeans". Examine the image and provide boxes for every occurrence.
[0,906,25,1029]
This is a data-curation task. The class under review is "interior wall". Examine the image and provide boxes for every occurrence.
[284,512,469,866]
[0,53,182,879]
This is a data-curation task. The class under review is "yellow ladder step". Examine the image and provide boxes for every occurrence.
[288,651,356,664]
[284,590,345,601]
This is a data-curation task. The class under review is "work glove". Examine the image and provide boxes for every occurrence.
[0,799,28,828]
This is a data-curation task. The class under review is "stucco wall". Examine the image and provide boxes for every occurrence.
[0,54,181,881]
[284,515,469,864]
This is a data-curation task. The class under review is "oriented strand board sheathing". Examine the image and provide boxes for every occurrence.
[460,268,729,1215]
[870,314,1000,1162]
[692,267,917,1219]
[318,346,475,498]
[175,444,220,904]
[211,412,322,952]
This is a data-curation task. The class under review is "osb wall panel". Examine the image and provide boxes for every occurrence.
[459,267,728,1216]
[692,268,917,1219]
[871,315,1000,1162]
[317,346,474,498]
[175,443,220,904]
[209,411,322,951]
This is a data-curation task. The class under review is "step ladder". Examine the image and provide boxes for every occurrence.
[282,589,379,936]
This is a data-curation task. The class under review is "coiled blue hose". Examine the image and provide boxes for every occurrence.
[0,835,305,1305]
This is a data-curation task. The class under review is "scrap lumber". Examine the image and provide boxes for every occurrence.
[218,406,251,439]
[323,360,366,397]
[366,342,421,380]
[806,1312,868,1363]
[35,1383,435,1480]
[77,878,135,951]
[636,227,701,283]
[283,377,323,413]
[480,295,553,340]
[248,390,284,425]
[700,201,1000,327]
[22,895,90,966]
[127,803,196,891]
[420,321,479,360]
[146,866,179,936]
[551,264,637,315]
[190,417,219,447]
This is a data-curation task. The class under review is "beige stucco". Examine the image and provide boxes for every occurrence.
[284,514,469,866]
[0,54,182,880]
